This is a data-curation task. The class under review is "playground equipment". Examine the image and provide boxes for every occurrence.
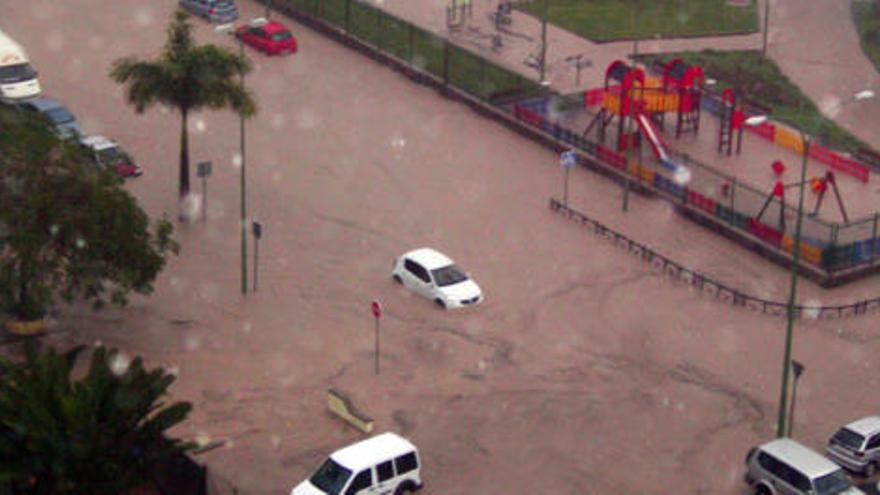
[583,60,703,172]
[754,170,850,231]
[446,0,472,31]
[718,88,746,155]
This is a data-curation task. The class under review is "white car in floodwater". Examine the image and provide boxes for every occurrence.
[391,247,483,309]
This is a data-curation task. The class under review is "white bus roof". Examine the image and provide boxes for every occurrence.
[330,433,416,472]
[0,29,29,65]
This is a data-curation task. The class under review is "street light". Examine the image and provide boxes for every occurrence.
[217,18,266,295]
[745,89,874,438]
[538,0,549,84]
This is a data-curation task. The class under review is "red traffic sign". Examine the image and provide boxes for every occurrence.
[371,300,382,319]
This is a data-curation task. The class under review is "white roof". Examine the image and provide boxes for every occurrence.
[404,248,453,270]
[761,439,839,477]
[80,135,117,151]
[0,29,28,65]
[330,433,416,472]
[844,416,880,436]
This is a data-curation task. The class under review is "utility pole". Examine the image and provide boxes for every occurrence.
[539,0,549,83]
[762,0,770,57]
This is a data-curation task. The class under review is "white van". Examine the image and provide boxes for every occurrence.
[0,29,40,100]
[291,433,423,495]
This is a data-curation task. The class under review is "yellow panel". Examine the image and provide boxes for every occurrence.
[800,244,822,265]
[602,93,621,114]
[773,127,804,154]
[639,166,655,183]
[627,158,639,175]
[781,234,794,253]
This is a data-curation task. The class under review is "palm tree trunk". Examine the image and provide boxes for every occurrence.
[179,108,190,200]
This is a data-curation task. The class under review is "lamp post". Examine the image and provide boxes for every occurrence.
[538,0,548,84]
[217,19,266,295]
[761,0,771,57]
[745,89,874,438]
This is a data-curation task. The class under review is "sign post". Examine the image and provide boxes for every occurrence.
[560,150,576,207]
[251,220,262,292]
[371,300,382,375]
[197,161,212,223]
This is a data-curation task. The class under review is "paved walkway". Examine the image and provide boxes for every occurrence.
[768,0,880,149]
[376,0,880,149]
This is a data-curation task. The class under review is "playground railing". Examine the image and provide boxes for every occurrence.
[509,93,880,283]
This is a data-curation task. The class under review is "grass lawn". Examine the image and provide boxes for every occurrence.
[852,0,880,74]
[515,0,759,42]
[637,50,872,154]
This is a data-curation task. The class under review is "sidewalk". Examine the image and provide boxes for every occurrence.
[375,0,762,94]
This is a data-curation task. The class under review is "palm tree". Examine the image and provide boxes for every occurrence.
[0,344,193,494]
[110,10,256,211]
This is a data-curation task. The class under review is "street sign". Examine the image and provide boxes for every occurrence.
[560,150,576,169]
[197,161,213,178]
[371,300,382,319]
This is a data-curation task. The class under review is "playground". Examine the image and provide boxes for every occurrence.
[510,57,880,277]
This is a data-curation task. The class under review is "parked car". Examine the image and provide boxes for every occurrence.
[178,0,238,23]
[11,96,82,140]
[391,248,483,309]
[79,136,143,178]
[291,432,423,495]
[827,416,880,477]
[235,19,297,55]
[745,438,864,495]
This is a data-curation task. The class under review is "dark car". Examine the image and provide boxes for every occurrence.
[11,96,83,140]
[178,0,239,23]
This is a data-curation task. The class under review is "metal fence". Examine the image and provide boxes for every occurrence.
[549,198,880,319]
[271,0,541,101]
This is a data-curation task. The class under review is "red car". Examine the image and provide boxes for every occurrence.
[235,20,297,55]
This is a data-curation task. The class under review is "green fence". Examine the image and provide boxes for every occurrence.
[272,0,541,101]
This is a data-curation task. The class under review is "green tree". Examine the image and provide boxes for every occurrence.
[0,344,193,494]
[109,10,256,208]
[0,106,176,320]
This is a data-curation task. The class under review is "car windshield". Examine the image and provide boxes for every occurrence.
[270,31,292,42]
[0,63,36,83]
[814,469,853,495]
[309,458,352,495]
[831,428,865,450]
[96,147,132,166]
[431,265,468,287]
[45,107,74,125]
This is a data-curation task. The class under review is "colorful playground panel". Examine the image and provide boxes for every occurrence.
[509,56,880,274]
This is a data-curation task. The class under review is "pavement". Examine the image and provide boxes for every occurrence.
[1,1,880,494]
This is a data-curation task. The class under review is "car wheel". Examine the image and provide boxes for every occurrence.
[394,481,417,495]
[393,274,402,284]
[754,484,771,495]
[434,298,446,309]
[865,462,877,478]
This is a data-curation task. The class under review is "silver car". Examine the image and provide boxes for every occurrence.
[745,438,863,495]
[827,416,880,477]
[178,0,239,23]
